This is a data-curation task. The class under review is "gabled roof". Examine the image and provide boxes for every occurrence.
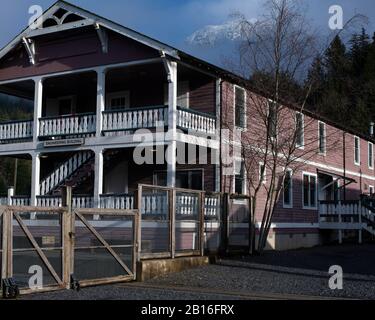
[0,0,179,61]
[0,1,373,144]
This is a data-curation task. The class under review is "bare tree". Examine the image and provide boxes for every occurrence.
[221,0,367,253]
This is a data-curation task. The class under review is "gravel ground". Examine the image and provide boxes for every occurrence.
[20,243,375,300]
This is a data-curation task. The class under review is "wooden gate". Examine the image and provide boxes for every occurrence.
[72,208,138,287]
[0,205,139,296]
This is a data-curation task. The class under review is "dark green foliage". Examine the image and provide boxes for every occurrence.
[307,30,375,135]
[0,93,33,195]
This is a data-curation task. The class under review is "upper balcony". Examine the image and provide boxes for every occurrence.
[0,62,218,147]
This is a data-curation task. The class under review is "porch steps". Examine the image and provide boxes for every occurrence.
[40,151,94,195]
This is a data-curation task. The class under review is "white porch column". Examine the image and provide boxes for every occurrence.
[33,77,43,143]
[96,67,106,137]
[93,149,104,208]
[166,60,177,187]
[30,153,40,206]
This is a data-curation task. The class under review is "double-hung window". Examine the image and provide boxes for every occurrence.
[354,136,360,165]
[318,121,326,154]
[303,173,317,209]
[295,112,304,148]
[268,101,277,139]
[234,160,246,194]
[283,169,293,208]
[368,142,373,169]
[234,86,246,129]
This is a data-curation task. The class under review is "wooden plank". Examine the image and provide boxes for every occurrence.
[79,275,134,288]
[137,185,142,263]
[1,209,6,280]
[132,211,139,280]
[13,212,63,285]
[75,211,133,276]
[199,192,205,256]
[170,189,176,259]
[74,208,137,216]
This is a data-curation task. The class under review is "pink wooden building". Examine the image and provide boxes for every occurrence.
[0,1,374,251]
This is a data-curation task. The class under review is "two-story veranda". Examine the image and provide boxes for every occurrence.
[0,1,220,208]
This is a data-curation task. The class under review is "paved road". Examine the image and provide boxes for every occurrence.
[20,243,375,300]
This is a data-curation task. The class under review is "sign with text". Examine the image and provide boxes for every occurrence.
[44,138,85,148]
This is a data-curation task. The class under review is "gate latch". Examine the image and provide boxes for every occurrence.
[2,278,20,299]
[70,275,80,292]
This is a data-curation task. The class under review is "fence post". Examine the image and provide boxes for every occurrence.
[137,185,142,262]
[170,188,176,259]
[1,210,8,280]
[199,192,205,257]
[4,209,12,278]
[62,186,73,289]
[219,193,229,255]
[7,187,14,206]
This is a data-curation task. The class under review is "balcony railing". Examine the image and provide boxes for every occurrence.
[177,106,216,135]
[102,105,168,134]
[39,113,96,138]
[0,106,217,143]
[0,119,33,143]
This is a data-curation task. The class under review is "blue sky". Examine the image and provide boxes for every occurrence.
[1,0,374,67]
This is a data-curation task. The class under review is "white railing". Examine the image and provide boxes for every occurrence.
[0,120,33,142]
[39,113,96,137]
[100,194,135,210]
[0,197,8,205]
[319,200,368,219]
[10,196,31,206]
[177,107,216,135]
[37,196,93,208]
[40,151,93,195]
[100,193,220,218]
[102,106,168,134]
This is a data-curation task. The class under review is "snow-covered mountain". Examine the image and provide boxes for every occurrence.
[186,19,244,47]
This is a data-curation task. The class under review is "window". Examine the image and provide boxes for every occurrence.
[234,86,246,128]
[259,163,266,184]
[283,169,293,208]
[354,136,360,165]
[268,101,277,139]
[234,160,245,194]
[303,173,317,208]
[107,91,130,110]
[369,185,374,195]
[154,170,203,190]
[295,112,304,148]
[369,142,373,169]
[164,81,190,108]
[318,121,326,154]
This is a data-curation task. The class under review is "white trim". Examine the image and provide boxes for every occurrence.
[318,121,326,155]
[368,141,374,169]
[354,135,361,166]
[233,85,247,131]
[283,168,293,209]
[295,112,304,149]
[302,171,318,210]
[259,162,266,184]
[0,2,179,62]
[106,91,130,110]
[369,185,374,195]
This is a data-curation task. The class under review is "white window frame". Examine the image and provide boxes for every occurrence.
[153,168,205,190]
[106,91,130,110]
[295,112,304,149]
[233,158,247,195]
[302,172,318,210]
[259,162,266,184]
[233,85,247,131]
[368,142,373,169]
[369,185,374,195]
[267,99,278,140]
[283,169,293,209]
[57,95,77,115]
[318,121,326,155]
[354,136,360,166]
